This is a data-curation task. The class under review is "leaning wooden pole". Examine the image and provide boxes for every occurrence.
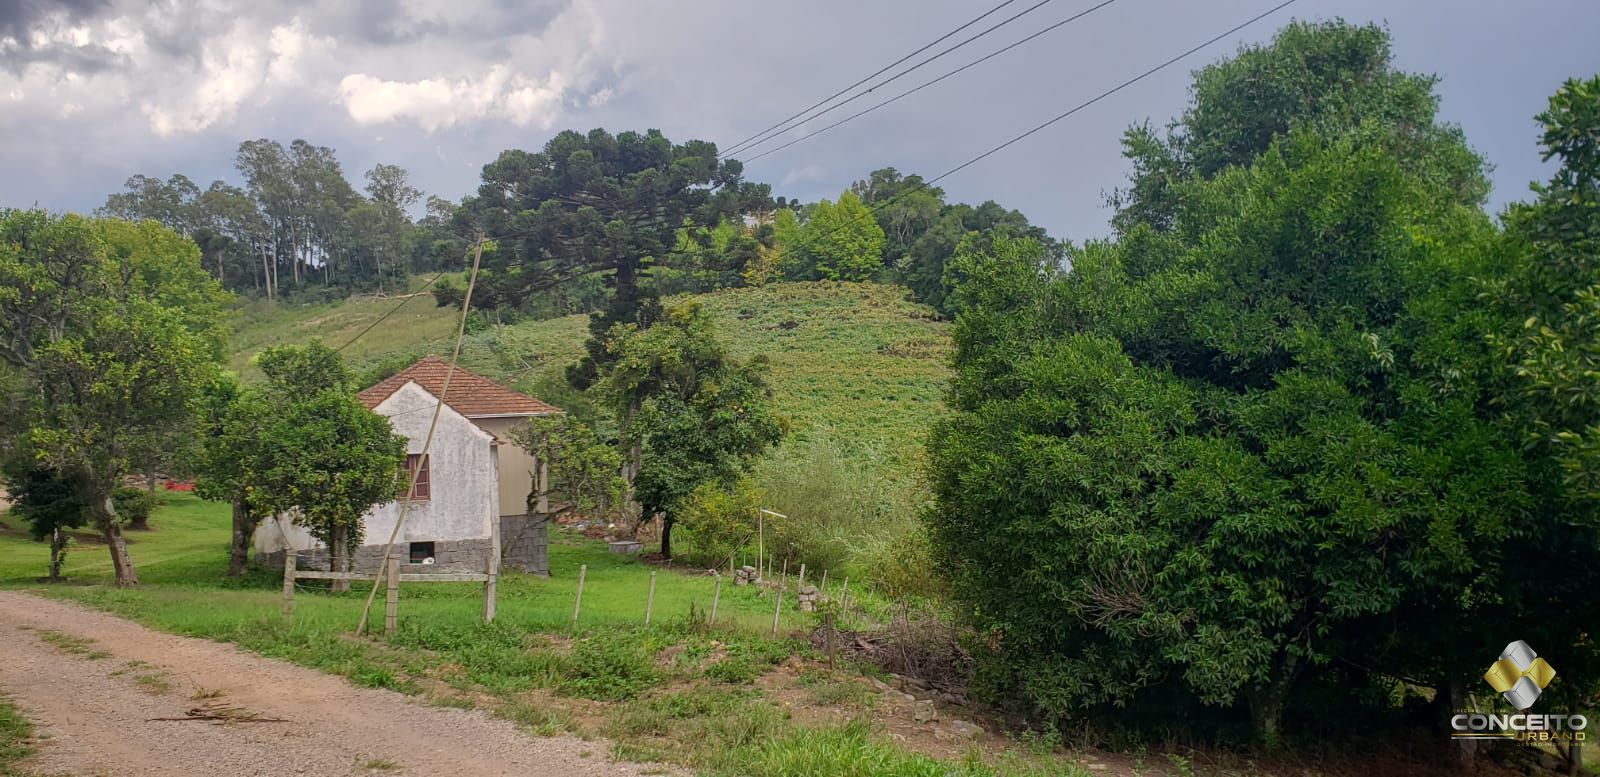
[644,571,657,625]
[356,237,484,637]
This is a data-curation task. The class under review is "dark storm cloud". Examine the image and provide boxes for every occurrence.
[0,0,119,73]
[0,0,111,38]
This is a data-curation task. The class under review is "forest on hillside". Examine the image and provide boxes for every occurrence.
[100,138,1055,317]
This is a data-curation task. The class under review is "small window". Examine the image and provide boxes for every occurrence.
[409,541,436,565]
[402,453,430,501]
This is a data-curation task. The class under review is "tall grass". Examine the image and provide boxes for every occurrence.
[751,434,938,598]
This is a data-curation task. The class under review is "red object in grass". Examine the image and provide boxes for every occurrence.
[163,481,195,492]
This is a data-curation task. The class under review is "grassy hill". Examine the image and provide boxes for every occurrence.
[228,280,953,588]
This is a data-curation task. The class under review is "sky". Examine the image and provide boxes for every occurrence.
[1,0,1597,244]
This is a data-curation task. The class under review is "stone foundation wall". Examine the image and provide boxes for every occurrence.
[258,537,494,575]
[500,514,549,576]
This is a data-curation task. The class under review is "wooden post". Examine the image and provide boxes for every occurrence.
[757,509,764,579]
[571,563,587,628]
[484,497,500,623]
[781,557,789,589]
[384,558,400,637]
[281,550,296,617]
[839,577,849,625]
[819,569,828,596]
[770,583,783,637]
[644,571,657,625]
[710,572,722,625]
[825,611,836,669]
[797,563,807,592]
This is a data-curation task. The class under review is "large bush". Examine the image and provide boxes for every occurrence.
[926,24,1600,745]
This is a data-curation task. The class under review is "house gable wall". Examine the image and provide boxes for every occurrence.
[254,381,499,572]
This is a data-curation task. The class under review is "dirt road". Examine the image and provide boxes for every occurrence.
[0,591,663,776]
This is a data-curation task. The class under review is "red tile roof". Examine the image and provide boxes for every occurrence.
[357,356,560,417]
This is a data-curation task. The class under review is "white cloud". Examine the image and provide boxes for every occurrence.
[338,66,569,133]
[0,0,610,138]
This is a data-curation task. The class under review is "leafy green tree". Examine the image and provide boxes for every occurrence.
[1110,20,1488,235]
[193,373,266,577]
[924,24,1546,744]
[510,415,624,520]
[0,212,228,586]
[1497,76,1600,498]
[846,167,1056,310]
[797,191,884,282]
[600,302,785,557]
[456,129,771,388]
[233,343,406,589]
[1,462,88,581]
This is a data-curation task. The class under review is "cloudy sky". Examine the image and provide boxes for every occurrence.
[2,0,1596,242]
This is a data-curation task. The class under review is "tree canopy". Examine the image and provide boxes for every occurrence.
[599,302,785,557]
[456,128,773,388]
[924,21,1598,747]
[0,211,229,586]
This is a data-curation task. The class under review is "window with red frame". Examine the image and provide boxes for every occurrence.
[402,454,430,500]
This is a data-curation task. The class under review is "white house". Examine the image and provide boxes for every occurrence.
[254,357,560,575]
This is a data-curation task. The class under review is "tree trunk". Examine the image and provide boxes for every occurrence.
[1247,653,1301,748]
[1439,678,1478,770]
[660,514,674,559]
[91,493,139,587]
[330,523,350,593]
[227,500,255,577]
[47,527,66,581]
[147,464,158,494]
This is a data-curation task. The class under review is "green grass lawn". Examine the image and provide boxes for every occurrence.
[0,493,798,633]
[0,494,1070,777]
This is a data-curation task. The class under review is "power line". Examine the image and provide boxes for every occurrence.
[334,270,448,353]
[922,0,1301,190]
[773,0,1302,261]
[723,0,1059,158]
[741,0,1119,165]
[720,0,1022,155]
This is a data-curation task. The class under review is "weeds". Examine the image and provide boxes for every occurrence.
[35,629,108,660]
[0,697,33,777]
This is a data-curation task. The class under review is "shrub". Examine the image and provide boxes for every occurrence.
[112,487,156,530]
[558,633,659,701]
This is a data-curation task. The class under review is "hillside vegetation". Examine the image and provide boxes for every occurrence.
[229,280,952,588]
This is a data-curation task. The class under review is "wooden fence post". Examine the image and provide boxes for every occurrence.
[770,584,783,637]
[571,564,587,628]
[819,570,828,597]
[826,611,836,669]
[839,577,849,627]
[710,572,722,625]
[483,550,498,624]
[797,563,806,593]
[281,550,296,617]
[644,571,657,625]
[384,558,400,637]
[484,500,500,623]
